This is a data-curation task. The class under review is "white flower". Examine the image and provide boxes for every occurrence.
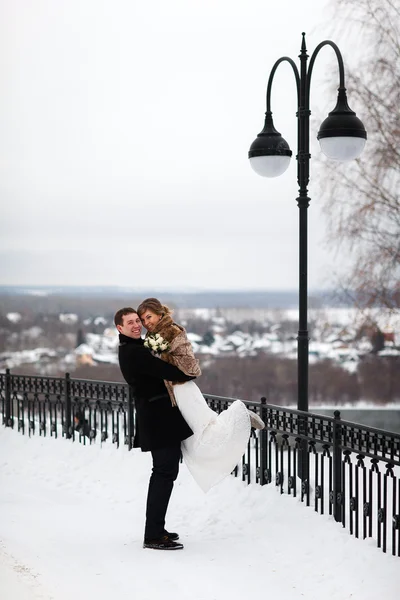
[144,333,169,354]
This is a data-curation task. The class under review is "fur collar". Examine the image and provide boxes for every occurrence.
[149,314,185,342]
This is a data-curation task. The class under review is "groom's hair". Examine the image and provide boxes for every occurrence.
[114,307,137,328]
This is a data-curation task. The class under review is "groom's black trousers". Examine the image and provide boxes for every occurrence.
[144,443,181,541]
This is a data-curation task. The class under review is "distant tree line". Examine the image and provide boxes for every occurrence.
[11,352,399,405]
[199,354,399,404]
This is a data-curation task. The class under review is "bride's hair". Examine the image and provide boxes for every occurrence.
[137,297,172,318]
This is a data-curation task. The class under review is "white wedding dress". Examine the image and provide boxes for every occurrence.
[174,381,251,493]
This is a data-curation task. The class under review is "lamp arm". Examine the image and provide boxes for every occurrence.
[306,40,346,102]
[266,57,300,113]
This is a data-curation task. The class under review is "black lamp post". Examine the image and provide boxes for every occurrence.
[249,34,366,477]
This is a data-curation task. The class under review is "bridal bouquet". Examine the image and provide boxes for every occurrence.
[144,333,170,354]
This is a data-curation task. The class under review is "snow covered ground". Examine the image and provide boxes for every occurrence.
[1,426,399,600]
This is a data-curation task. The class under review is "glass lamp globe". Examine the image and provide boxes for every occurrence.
[318,89,367,162]
[319,136,366,161]
[249,155,291,177]
[248,112,292,178]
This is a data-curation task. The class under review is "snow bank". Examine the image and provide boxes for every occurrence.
[0,426,399,600]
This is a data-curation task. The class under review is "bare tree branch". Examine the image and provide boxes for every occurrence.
[321,0,400,309]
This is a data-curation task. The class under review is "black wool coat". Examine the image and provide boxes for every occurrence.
[118,334,194,451]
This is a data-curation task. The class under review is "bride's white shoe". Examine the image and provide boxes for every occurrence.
[248,409,265,430]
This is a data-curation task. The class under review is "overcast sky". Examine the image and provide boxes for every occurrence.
[0,0,359,291]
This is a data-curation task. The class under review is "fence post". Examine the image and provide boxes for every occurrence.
[259,396,268,485]
[64,372,72,439]
[332,410,343,523]
[5,368,12,427]
[297,413,309,483]
[127,386,135,450]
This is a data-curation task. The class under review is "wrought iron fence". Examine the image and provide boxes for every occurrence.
[1,369,399,558]
[0,369,134,448]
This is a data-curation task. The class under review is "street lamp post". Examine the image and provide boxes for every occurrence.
[249,33,366,480]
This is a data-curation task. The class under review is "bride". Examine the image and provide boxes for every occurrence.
[137,298,265,493]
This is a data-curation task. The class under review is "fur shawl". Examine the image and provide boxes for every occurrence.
[145,314,201,406]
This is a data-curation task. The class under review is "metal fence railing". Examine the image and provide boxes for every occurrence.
[0,369,133,447]
[1,369,399,558]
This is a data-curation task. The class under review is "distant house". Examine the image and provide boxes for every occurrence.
[74,343,95,367]
[94,317,107,327]
[59,313,79,325]
[383,329,395,345]
[6,312,22,323]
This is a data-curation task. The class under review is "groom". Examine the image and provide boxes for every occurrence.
[114,307,194,551]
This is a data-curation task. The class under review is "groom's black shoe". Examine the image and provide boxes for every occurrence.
[143,535,183,550]
[164,530,179,541]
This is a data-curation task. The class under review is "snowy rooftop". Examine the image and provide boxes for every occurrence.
[74,343,94,356]
[59,313,79,324]
[6,312,22,323]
